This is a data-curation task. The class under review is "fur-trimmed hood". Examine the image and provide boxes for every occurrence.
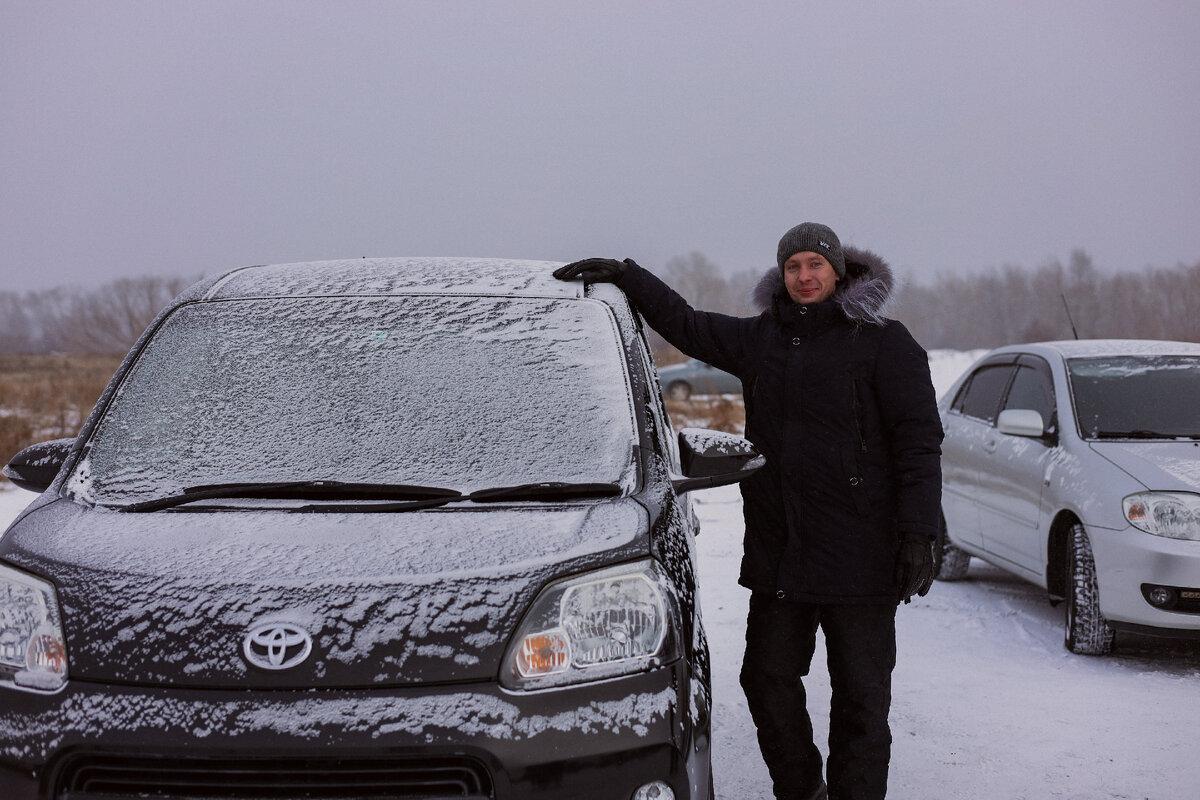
[752,246,895,326]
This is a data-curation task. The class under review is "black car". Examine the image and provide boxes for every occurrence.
[0,258,762,799]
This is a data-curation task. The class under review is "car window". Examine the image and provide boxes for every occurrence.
[1003,364,1056,433]
[953,364,1014,424]
[1068,355,1200,439]
[72,295,639,504]
[627,305,681,471]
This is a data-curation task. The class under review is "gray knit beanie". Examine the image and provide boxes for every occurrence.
[776,222,846,278]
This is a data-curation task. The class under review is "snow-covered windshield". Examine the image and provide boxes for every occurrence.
[73,295,637,505]
[1067,355,1200,439]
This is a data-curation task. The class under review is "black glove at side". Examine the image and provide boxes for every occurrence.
[552,258,628,283]
[896,532,935,604]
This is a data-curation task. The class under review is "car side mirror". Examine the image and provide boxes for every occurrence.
[672,428,764,494]
[996,408,1045,438]
[2,438,74,493]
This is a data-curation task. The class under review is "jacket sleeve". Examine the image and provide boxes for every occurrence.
[875,321,944,540]
[616,261,751,375]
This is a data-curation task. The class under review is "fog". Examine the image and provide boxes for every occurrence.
[3,1,1199,292]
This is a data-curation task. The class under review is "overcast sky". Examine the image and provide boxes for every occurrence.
[3,1,1199,294]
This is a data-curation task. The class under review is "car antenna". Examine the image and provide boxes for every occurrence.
[1060,293,1080,340]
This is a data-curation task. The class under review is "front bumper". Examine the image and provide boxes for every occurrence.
[1092,525,1200,633]
[0,662,711,799]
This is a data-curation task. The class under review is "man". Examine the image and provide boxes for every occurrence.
[554,222,943,800]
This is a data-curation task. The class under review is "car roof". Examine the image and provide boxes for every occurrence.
[196,257,579,301]
[989,339,1200,361]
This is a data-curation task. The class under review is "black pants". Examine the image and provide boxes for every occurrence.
[739,594,897,800]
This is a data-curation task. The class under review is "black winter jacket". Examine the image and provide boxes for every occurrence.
[619,248,943,604]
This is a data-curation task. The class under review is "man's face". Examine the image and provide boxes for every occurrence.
[783,251,840,304]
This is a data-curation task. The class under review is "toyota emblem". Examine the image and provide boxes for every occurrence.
[243,622,313,671]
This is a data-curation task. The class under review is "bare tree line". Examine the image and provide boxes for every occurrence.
[1,252,1198,356]
[650,249,1200,351]
[894,250,1200,349]
[0,275,194,354]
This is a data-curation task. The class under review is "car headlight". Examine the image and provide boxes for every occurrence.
[1123,492,1200,541]
[501,559,682,691]
[0,562,69,692]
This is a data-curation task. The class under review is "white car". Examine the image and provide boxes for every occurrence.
[937,339,1200,654]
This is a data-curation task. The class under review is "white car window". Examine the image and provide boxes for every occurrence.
[953,364,1014,424]
[1068,355,1200,439]
[1003,364,1056,433]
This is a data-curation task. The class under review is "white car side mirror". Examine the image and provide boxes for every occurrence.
[997,408,1045,438]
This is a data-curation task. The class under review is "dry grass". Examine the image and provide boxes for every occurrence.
[0,354,122,477]
[665,394,746,435]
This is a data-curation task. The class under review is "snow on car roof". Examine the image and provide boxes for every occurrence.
[1000,339,1200,359]
[202,257,579,300]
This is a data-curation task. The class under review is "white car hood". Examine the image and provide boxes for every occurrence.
[1089,441,1200,491]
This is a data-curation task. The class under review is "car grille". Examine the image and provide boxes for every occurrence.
[52,752,494,799]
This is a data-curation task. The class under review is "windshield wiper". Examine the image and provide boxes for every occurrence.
[118,480,623,513]
[293,482,621,512]
[119,481,462,513]
[467,481,623,502]
[1093,430,1200,440]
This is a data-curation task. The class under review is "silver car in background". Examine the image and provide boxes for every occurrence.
[656,359,741,400]
[937,339,1200,654]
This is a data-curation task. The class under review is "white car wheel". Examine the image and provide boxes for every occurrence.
[1065,522,1115,655]
[935,515,971,581]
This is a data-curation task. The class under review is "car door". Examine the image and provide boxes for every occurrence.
[712,364,743,395]
[693,362,739,395]
[941,358,1018,551]
[692,362,717,394]
[975,355,1058,573]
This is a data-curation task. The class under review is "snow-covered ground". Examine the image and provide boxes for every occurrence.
[694,482,1200,799]
[696,349,1200,799]
[2,348,1198,799]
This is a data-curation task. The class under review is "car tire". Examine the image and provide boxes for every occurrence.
[666,381,692,401]
[1065,522,1115,655]
[935,515,971,581]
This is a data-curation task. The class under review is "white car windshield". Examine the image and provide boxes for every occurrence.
[73,295,638,505]
[1068,355,1200,439]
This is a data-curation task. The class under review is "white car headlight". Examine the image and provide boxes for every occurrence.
[1123,492,1200,541]
[0,562,69,692]
[501,559,682,691]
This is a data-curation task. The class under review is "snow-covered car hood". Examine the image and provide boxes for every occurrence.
[1088,441,1200,492]
[1,498,648,689]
